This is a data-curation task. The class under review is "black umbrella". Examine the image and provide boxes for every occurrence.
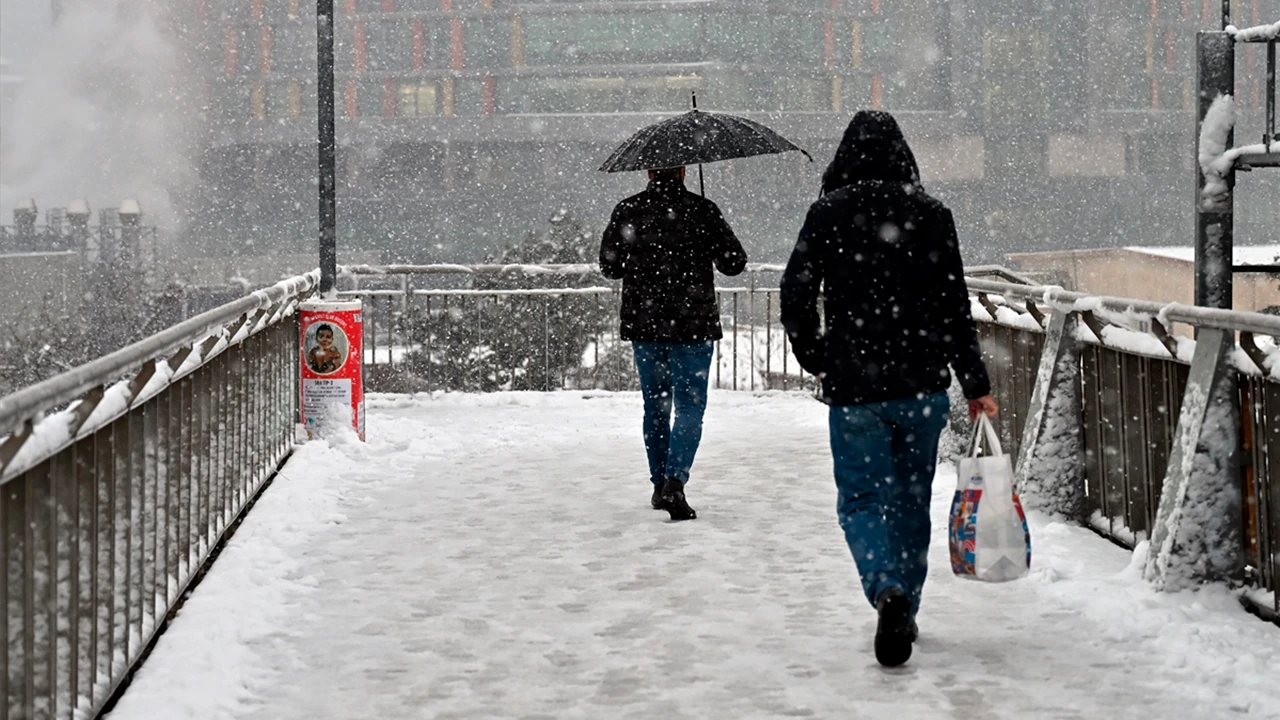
[599,93,812,195]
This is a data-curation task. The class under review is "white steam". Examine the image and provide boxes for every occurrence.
[0,0,201,229]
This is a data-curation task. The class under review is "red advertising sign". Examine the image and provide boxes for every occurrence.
[299,299,365,440]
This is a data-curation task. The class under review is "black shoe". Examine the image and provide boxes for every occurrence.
[651,484,667,510]
[907,618,919,643]
[874,587,914,667]
[660,477,696,521]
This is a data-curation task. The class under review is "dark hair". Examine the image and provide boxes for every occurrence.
[650,166,684,182]
[316,323,334,337]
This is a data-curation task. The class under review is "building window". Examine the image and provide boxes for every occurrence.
[273,21,313,73]
[521,12,703,66]
[358,79,384,116]
[495,75,703,114]
[366,19,414,71]
[398,82,439,116]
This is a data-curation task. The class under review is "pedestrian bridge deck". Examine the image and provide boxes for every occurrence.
[108,392,1277,719]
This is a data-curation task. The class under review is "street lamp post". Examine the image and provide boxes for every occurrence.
[317,0,337,297]
[299,0,364,442]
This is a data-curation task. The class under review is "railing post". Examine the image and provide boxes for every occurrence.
[1145,328,1243,589]
[1194,30,1236,311]
[1014,310,1086,521]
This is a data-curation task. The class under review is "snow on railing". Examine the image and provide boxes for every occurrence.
[965,276,1280,616]
[0,270,319,720]
[1227,21,1280,42]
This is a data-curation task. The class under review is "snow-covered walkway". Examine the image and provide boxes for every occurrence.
[109,393,1279,719]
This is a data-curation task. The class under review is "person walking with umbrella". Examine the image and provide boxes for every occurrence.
[598,165,745,521]
[780,110,997,666]
[599,97,809,522]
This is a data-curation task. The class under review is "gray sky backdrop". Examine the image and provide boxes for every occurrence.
[0,0,50,68]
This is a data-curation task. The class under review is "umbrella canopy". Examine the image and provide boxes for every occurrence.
[599,109,812,173]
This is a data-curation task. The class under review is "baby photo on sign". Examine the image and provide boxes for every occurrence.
[304,321,349,375]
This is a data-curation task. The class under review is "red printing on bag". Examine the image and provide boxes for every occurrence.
[1013,492,1032,568]
[948,488,982,576]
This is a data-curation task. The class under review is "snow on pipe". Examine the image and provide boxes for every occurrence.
[1226,21,1280,42]
[964,277,1280,338]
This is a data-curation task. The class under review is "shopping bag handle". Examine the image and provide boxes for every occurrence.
[968,413,1004,458]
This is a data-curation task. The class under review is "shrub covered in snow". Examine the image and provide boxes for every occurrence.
[390,209,618,392]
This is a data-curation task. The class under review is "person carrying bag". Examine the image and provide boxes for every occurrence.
[950,414,1032,582]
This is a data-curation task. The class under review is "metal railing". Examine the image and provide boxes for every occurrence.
[0,225,159,265]
[968,277,1280,617]
[0,271,317,720]
[341,263,816,393]
[3,258,1275,720]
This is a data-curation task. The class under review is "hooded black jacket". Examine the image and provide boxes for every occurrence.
[780,111,991,405]
[599,177,747,342]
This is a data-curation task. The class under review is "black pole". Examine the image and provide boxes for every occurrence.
[317,0,337,296]
[1267,40,1276,148]
[1194,31,1235,311]
[692,91,705,196]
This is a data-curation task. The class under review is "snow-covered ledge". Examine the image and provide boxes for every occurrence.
[1226,21,1280,42]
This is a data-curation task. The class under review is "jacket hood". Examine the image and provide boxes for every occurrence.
[820,111,921,196]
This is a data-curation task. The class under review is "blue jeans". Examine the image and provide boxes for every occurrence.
[829,392,950,617]
[632,341,715,485]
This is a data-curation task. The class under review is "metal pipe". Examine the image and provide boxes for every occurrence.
[342,262,790,276]
[317,0,337,297]
[1268,40,1276,147]
[1195,31,1236,310]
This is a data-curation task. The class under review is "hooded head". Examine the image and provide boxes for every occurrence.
[820,110,921,196]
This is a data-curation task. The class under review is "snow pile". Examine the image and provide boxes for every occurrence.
[1167,371,1243,586]
[1146,346,1243,591]
[1015,316,1086,521]
[1227,21,1280,41]
[110,392,1280,719]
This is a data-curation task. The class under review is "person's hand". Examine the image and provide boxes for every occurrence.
[968,395,998,419]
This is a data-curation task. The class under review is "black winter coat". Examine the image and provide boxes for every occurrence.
[780,111,991,406]
[599,178,748,342]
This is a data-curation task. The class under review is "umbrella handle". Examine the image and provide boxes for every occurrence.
[692,91,703,196]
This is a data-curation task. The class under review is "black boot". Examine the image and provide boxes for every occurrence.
[651,483,666,510]
[874,587,913,667]
[660,477,696,521]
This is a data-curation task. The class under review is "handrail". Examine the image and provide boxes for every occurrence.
[963,265,1038,285]
[342,262,788,275]
[0,271,318,439]
[964,277,1280,337]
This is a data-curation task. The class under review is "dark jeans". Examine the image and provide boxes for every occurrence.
[829,392,950,617]
[632,341,715,485]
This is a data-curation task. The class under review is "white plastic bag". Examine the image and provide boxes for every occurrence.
[949,414,1031,582]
